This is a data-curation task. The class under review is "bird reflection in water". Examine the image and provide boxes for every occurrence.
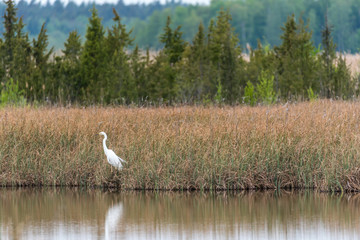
[105,202,124,240]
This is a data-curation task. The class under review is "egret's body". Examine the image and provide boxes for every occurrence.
[99,132,126,170]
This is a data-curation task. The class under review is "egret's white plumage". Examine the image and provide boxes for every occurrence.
[99,132,126,170]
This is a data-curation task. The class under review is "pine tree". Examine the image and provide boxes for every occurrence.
[105,8,133,57]
[160,16,173,54]
[246,41,276,89]
[63,30,82,61]
[130,45,147,103]
[178,22,210,102]
[274,15,318,99]
[147,52,176,103]
[12,17,32,99]
[320,15,337,98]
[104,8,135,103]
[160,16,186,65]
[3,0,18,72]
[60,30,82,102]
[81,6,105,102]
[148,15,186,104]
[31,22,53,101]
[334,55,352,99]
[208,9,244,103]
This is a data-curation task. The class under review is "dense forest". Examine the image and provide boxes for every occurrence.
[0,0,356,106]
[0,0,359,51]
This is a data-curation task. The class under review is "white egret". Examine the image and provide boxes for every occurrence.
[99,132,126,170]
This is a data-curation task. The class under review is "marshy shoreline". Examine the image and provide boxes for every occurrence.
[1,100,360,192]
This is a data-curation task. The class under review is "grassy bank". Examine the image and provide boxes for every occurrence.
[1,100,360,191]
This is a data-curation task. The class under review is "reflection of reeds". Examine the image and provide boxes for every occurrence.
[1,101,360,190]
[1,189,360,239]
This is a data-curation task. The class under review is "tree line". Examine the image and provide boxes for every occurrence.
[0,0,354,106]
[1,0,359,52]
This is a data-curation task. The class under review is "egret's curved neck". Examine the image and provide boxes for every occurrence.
[102,135,108,152]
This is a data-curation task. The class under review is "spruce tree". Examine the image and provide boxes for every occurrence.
[178,22,209,102]
[208,9,244,103]
[320,16,337,98]
[104,8,134,103]
[130,44,147,103]
[32,22,53,101]
[149,15,186,103]
[160,16,186,65]
[81,6,105,102]
[147,52,176,103]
[3,0,18,71]
[246,41,276,90]
[12,17,32,99]
[61,30,82,102]
[274,15,318,99]
[334,55,352,99]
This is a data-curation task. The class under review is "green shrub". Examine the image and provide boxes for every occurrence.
[0,79,26,107]
[244,81,257,106]
[257,70,276,105]
[307,87,318,102]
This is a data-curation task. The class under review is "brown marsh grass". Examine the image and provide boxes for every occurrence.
[1,100,360,191]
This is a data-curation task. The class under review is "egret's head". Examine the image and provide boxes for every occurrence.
[99,132,106,136]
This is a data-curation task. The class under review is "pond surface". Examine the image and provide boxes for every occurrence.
[0,188,359,240]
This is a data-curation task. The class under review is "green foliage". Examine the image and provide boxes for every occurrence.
[130,45,147,103]
[81,6,105,102]
[160,16,186,64]
[0,0,358,53]
[0,78,26,107]
[320,18,337,98]
[214,77,223,104]
[3,0,18,67]
[32,22,54,101]
[333,55,353,99]
[208,9,244,103]
[256,70,276,105]
[307,87,318,102]
[246,41,276,90]
[275,15,318,99]
[58,30,82,103]
[0,2,355,106]
[244,81,257,106]
[104,9,135,104]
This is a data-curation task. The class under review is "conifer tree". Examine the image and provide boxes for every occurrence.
[12,17,32,98]
[319,16,337,98]
[81,6,105,102]
[246,41,276,88]
[333,55,352,99]
[31,22,53,101]
[60,30,82,102]
[178,22,209,102]
[274,15,318,99]
[130,45,147,103]
[3,0,17,71]
[147,52,176,103]
[208,9,244,103]
[104,8,135,103]
[149,15,186,103]
[160,16,186,65]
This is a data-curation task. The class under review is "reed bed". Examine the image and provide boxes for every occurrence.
[1,100,360,191]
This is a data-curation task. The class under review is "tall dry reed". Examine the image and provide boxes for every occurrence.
[1,100,360,191]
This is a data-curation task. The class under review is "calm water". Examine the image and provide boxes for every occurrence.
[1,189,360,240]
